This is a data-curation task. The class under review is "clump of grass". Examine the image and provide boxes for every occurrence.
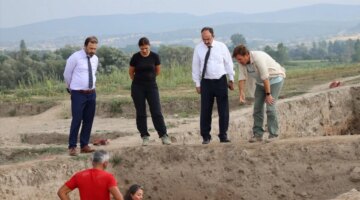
[1,147,67,165]
[110,99,124,114]
[110,152,122,167]
[71,154,90,162]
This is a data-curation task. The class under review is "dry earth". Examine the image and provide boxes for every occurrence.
[0,78,359,200]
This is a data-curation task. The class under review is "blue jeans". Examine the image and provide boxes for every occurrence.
[253,80,284,137]
[68,91,96,148]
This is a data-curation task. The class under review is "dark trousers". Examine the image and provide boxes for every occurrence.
[200,75,229,140]
[68,91,96,149]
[131,82,167,138]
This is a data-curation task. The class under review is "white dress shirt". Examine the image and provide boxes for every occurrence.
[63,49,98,90]
[192,40,235,87]
[238,51,285,85]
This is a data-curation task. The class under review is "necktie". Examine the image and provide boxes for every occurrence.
[87,56,93,89]
[201,46,212,79]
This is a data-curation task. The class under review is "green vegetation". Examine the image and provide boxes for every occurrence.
[110,152,122,167]
[283,61,360,97]
[0,39,359,117]
[0,147,67,165]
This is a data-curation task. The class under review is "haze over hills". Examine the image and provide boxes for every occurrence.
[1,4,360,50]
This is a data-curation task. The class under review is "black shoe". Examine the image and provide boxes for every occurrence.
[202,138,211,144]
[220,138,231,143]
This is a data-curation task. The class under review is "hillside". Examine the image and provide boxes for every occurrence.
[1,4,360,49]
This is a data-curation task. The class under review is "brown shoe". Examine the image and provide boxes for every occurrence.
[69,148,77,156]
[80,145,95,153]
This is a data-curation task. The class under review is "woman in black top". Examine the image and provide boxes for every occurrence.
[129,37,171,146]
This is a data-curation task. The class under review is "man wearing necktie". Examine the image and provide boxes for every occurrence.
[192,27,235,144]
[63,36,99,156]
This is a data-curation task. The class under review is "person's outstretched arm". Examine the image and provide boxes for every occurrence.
[57,184,72,200]
[109,186,124,200]
[238,80,246,104]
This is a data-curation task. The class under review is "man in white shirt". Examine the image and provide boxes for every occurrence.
[63,36,99,156]
[192,27,235,144]
[233,45,286,143]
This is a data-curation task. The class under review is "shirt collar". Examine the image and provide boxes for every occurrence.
[249,51,255,65]
[201,40,217,48]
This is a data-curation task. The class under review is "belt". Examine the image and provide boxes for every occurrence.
[202,74,226,82]
[75,89,96,94]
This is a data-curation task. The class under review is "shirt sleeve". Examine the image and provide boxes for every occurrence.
[65,175,78,190]
[63,55,77,87]
[238,64,247,81]
[222,44,235,81]
[154,53,161,66]
[108,174,118,188]
[254,55,269,80]
[129,54,136,67]
[191,46,201,87]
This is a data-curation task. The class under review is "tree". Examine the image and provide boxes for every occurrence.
[276,43,289,64]
[288,43,310,60]
[231,33,246,46]
[229,33,247,51]
[96,46,129,73]
[0,54,8,64]
[55,45,80,60]
[158,45,193,67]
[263,45,277,59]
[19,39,28,60]
[0,58,17,89]
[352,39,360,62]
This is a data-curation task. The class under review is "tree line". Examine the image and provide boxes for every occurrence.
[263,39,360,64]
[1,35,359,90]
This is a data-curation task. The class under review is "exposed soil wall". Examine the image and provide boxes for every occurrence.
[222,86,360,141]
[0,85,359,200]
[1,136,360,200]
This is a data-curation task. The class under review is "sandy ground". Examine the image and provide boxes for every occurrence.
[0,76,360,200]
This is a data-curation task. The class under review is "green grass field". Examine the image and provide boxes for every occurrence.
[0,60,359,117]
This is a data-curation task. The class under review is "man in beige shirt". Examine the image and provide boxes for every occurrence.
[233,45,285,143]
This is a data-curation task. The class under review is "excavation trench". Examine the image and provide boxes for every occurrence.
[0,85,359,200]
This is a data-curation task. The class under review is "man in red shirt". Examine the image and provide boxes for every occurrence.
[57,150,124,200]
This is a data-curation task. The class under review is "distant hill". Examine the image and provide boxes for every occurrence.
[1,3,360,49]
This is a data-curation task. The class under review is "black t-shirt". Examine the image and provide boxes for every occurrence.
[130,51,160,84]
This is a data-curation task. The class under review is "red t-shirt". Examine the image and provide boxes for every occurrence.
[65,168,118,200]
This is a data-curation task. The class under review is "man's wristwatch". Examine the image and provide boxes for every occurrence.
[266,92,271,96]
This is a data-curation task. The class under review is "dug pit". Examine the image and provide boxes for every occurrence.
[0,85,359,200]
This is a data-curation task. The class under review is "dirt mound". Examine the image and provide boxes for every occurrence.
[330,189,360,200]
[0,83,359,200]
[0,101,55,117]
[114,136,360,200]
[1,136,360,200]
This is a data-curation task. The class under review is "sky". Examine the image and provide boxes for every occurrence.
[0,0,359,28]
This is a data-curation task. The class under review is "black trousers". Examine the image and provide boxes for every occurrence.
[200,75,229,140]
[131,82,167,138]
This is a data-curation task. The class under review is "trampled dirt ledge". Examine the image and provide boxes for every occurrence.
[0,85,359,200]
[1,136,360,200]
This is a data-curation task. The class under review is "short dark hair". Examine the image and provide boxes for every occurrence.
[84,36,98,46]
[201,27,214,37]
[232,44,250,58]
[124,184,143,200]
[138,37,150,46]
